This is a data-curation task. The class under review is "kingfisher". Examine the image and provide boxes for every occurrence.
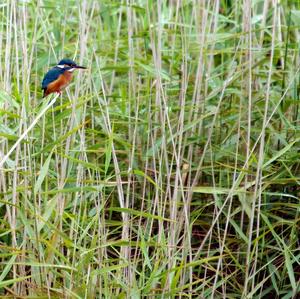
[42,58,86,97]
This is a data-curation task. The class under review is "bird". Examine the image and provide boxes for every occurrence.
[41,58,86,98]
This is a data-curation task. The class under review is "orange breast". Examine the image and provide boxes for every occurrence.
[46,71,73,95]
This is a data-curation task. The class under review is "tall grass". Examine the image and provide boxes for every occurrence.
[0,0,299,298]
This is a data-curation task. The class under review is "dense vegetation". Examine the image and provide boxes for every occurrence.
[0,0,299,297]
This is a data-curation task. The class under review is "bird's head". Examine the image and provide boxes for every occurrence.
[57,58,86,72]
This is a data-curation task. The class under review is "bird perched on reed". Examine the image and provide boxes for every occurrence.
[42,58,86,97]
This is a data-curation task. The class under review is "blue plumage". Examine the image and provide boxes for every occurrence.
[41,58,86,97]
[42,67,64,90]
[58,58,76,66]
[42,58,76,90]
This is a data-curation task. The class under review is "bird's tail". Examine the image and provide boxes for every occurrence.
[42,88,47,98]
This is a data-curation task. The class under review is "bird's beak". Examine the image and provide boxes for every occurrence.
[75,65,87,69]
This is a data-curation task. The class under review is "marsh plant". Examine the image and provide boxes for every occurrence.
[0,0,299,298]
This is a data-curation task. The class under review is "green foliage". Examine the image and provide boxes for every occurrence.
[0,0,299,297]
